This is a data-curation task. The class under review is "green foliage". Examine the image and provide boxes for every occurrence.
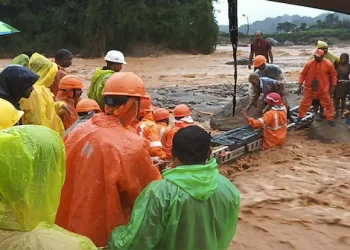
[0,0,218,57]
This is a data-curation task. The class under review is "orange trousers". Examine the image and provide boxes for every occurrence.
[298,91,334,120]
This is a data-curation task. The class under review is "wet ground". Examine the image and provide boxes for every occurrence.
[1,44,350,249]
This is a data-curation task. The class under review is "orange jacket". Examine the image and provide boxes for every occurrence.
[248,106,287,149]
[137,112,166,159]
[299,58,337,95]
[51,67,67,97]
[165,122,195,159]
[56,113,161,247]
[55,90,79,130]
[156,121,170,147]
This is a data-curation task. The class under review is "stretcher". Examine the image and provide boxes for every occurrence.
[210,105,314,164]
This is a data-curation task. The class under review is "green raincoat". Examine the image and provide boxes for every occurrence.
[108,159,240,250]
[12,54,30,67]
[0,125,96,250]
[88,67,115,110]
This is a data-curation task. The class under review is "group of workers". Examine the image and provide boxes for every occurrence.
[0,49,240,249]
[245,32,350,149]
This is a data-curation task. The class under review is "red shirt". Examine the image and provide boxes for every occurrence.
[251,39,271,62]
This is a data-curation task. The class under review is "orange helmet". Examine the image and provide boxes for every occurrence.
[174,104,191,117]
[102,72,147,97]
[264,92,283,106]
[154,108,170,121]
[76,99,102,113]
[253,55,267,68]
[59,75,85,89]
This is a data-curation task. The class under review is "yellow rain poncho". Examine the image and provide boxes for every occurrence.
[0,125,96,250]
[308,40,340,64]
[20,53,65,136]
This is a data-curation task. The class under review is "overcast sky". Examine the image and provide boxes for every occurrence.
[214,0,327,25]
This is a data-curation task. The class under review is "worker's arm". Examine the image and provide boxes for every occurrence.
[268,43,273,63]
[299,61,311,85]
[108,181,165,250]
[164,129,175,159]
[329,61,338,86]
[246,89,260,112]
[248,112,273,129]
[249,44,254,69]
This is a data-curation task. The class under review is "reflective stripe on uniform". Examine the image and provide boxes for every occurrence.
[258,118,264,125]
[265,112,287,130]
[150,141,163,147]
[138,124,146,137]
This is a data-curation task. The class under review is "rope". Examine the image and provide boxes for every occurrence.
[228,0,238,117]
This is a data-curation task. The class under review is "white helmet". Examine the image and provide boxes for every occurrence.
[104,50,127,64]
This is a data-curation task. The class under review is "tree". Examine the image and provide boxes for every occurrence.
[300,23,307,31]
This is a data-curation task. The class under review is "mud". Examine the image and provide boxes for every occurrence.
[1,44,349,250]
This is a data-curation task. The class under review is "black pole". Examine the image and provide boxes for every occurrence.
[228,0,238,117]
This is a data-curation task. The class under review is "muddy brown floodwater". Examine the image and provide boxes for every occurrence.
[2,45,349,249]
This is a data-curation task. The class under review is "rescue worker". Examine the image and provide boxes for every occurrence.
[137,96,166,159]
[0,125,96,250]
[298,49,337,126]
[165,104,195,159]
[19,53,69,136]
[309,41,339,118]
[56,72,162,247]
[334,53,350,118]
[243,92,287,149]
[64,98,101,136]
[108,125,240,250]
[154,108,170,147]
[0,65,39,111]
[51,49,73,96]
[88,50,127,109]
[253,55,286,82]
[0,98,24,130]
[56,75,85,130]
[309,40,339,64]
[245,73,288,117]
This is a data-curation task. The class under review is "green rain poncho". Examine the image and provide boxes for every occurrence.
[88,67,115,110]
[12,54,30,67]
[108,159,240,250]
[0,125,96,250]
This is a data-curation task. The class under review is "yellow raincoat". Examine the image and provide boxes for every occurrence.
[308,41,340,64]
[0,125,96,250]
[20,53,65,136]
[12,54,30,67]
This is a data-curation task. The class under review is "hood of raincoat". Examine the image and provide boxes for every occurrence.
[12,54,30,67]
[162,159,219,200]
[0,125,65,231]
[29,53,58,88]
[105,98,139,128]
[317,40,328,48]
[0,65,39,110]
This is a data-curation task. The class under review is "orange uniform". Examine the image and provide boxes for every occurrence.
[165,122,194,159]
[137,112,166,159]
[298,58,337,120]
[156,121,170,147]
[248,106,287,149]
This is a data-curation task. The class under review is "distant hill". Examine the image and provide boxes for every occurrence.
[220,12,350,34]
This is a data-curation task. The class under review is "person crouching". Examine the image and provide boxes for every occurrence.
[243,92,287,149]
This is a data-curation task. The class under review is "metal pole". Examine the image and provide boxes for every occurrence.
[228,0,238,117]
[242,14,249,36]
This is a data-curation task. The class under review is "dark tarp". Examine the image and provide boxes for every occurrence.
[268,0,349,15]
